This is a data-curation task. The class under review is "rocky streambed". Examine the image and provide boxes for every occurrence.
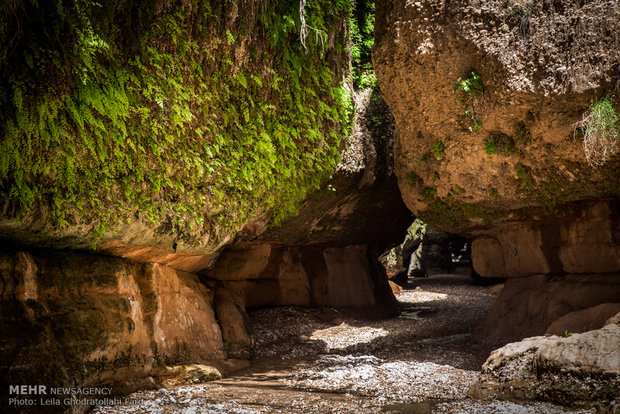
[92,270,599,414]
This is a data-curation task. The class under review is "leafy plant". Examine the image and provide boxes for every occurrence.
[407,218,426,239]
[454,71,483,134]
[406,172,418,184]
[485,135,498,155]
[514,162,535,190]
[469,118,482,133]
[486,133,517,155]
[431,139,445,159]
[418,153,429,166]
[349,0,376,89]
[454,71,483,96]
[574,96,619,167]
[422,186,437,201]
[514,121,531,144]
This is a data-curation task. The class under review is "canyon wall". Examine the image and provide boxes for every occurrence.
[374,0,620,277]
[0,250,224,406]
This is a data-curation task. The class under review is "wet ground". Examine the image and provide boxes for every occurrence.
[93,269,595,413]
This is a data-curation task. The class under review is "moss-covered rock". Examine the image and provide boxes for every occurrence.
[0,0,354,253]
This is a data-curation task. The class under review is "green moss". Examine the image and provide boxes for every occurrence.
[0,0,354,245]
[422,186,437,201]
[419,199,501,228]
[515,162,535,190]
[406,172,418,184]
[514,121,532,144]
[486,133,517,156]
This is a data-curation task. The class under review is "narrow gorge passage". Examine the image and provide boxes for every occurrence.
[92,270,591,414]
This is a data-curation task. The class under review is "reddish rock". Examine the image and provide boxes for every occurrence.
[475,273,620,342]
[214,288,254,359]
[202,244,398,318]
[545,303,620,336]
[0,249,225,400]
[374,0,620,277]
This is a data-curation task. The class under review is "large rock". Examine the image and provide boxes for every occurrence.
[374,0,620,276]
[470,324,620,409]
[0,249,225,411]
[0,0,353,257]
[545,303,620,336]
[475,273,620,342]
[199,87,409,321]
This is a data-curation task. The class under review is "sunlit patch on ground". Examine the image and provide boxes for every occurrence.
[396,290,449,304]
[309,325,389,350]
[287,355,477,402]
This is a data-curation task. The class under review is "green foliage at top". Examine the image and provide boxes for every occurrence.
[0,0,354,246]
[454,71,483,96]
[349,0,377,89]
[574,96,619,167]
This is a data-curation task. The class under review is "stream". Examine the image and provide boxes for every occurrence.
[92,269,595,414]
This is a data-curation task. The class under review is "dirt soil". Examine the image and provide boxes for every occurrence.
[92,269,595,413]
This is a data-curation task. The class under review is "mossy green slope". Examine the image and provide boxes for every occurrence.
[0,0,353,250]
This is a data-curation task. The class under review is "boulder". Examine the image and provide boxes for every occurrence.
[471,201,620,277]
[545,303,620,336]
[159,364,222,385]
[471,324,620,409]
[388,280,403,295]
[475,273,620,342]
[255,88,411,249]
[419,227,452,273]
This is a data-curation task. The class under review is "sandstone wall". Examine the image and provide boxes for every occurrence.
[202,244,399,318]
[471,201,620,277]
[0,250,225,403]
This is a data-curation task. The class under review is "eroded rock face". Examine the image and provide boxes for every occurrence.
[475,273,620,342]
[545,303,620,336]
[374,0,620,276]
[471,201,620,277]
[470,324,620,409]
[254,89,411,248]
[0,250,224,403]
[214,288,254,359]
[202,244,398,318]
